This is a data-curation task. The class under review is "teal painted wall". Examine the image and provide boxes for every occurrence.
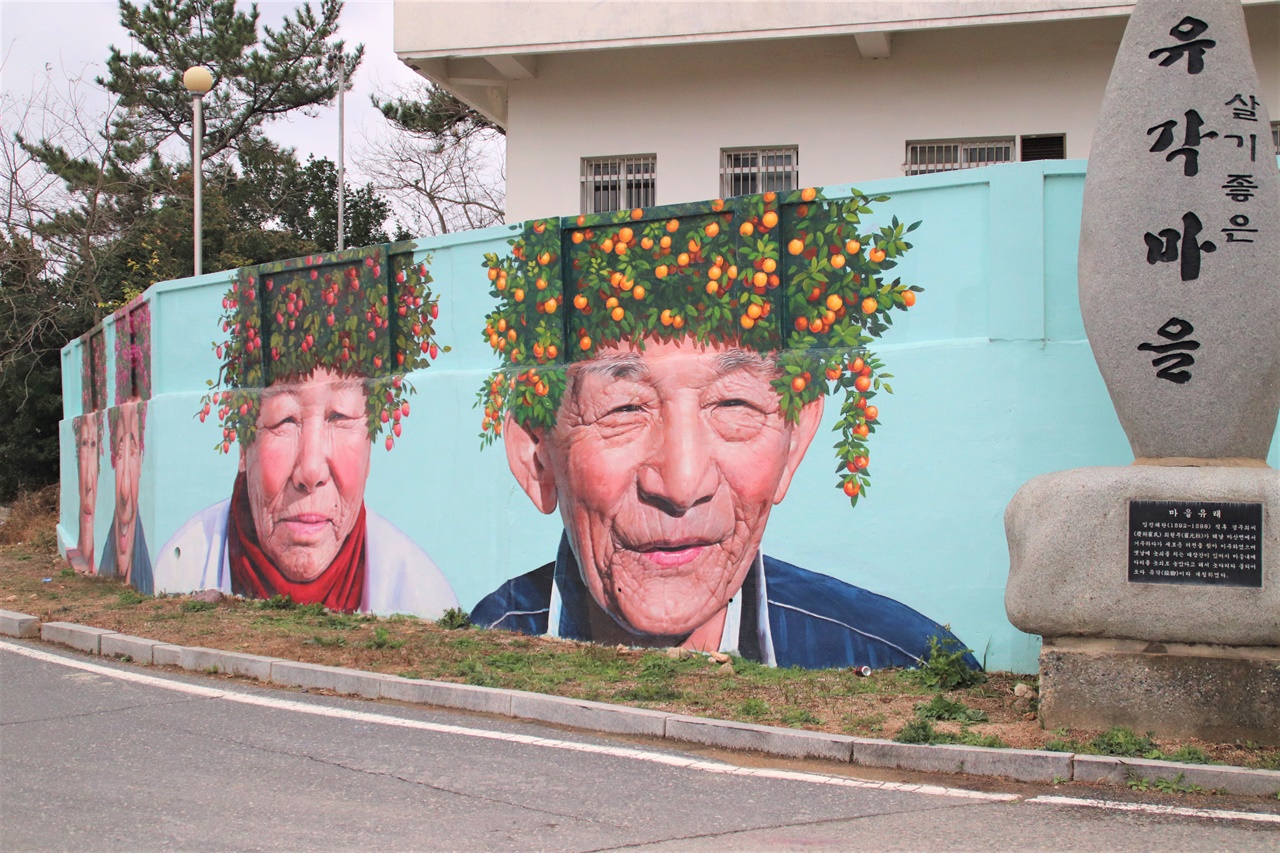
[58,160,1280,673]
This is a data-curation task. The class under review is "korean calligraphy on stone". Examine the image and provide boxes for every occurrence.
[1147,109,1217,176]
[1221,213,1257,243]
[1148,16,1215,74]
[1144,211,1216,281]
[1221,174,1258,202]
[1138,317,1199,384]
[1225,93,1260,122]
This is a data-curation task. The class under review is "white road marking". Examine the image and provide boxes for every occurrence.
[1029,795,1280,825]
[15,640,1280,824]
[0,640,1013,801]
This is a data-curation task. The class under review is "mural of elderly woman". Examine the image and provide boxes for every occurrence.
[68,331,106,575]
[155,247,457,617]
[99,298,152,592]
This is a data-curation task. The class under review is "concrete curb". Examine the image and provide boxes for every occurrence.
[666,715,856,762]
[178,647,279,681]
[5,607,1280,797]
[510,693,668,738]
[271,660,389,700]
[101,633,168,665]
[0,609,39,638]
[1074,754,1280,797]
[854,740,1073,784]
[40,622,116,654]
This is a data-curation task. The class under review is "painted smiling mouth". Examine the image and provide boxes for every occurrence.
[632,540,715,568]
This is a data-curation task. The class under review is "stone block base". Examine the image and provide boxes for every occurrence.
[1039,638,1280,746]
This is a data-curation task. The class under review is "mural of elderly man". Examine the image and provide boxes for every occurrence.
[155,247,458,617]
[69,412,102,575]
[99,299,152,592]
[68,332,106,575]
[471,192,977,671]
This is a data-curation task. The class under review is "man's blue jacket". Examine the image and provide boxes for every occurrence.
[471,534,979,671]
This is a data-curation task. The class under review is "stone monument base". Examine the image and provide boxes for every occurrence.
[1006,464,1276,741]
[1039,637,1280,745]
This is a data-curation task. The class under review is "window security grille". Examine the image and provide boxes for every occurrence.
[904,137,1015,175]
[1020,134,1066,161]
[720,147,799,198]
[581,155,656,214]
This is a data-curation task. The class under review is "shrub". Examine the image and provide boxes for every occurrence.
[436,607,472,630]
[908,636,985,691]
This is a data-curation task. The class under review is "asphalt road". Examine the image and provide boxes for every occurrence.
[2,640,1278,851]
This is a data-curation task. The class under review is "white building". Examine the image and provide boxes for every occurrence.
[394,1,1280,221]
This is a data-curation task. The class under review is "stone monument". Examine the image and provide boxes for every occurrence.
[1005,0,1279,744]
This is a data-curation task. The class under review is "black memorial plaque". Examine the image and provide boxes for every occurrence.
[1129,500,1263,587]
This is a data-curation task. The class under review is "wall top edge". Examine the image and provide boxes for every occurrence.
[394,1,1274,61]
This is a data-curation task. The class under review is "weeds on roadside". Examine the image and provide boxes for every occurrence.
[913,694,988,723]
[781,707,822,728]
[181,599,216,613]
[305,634,346,648]
[907,636,985,691]
[842,712,886,735]
[894,718,1007,748]
[1129,771,1204,795]
[436,608,472,630]
[1091,727,1160,758]
[365,626,404,650]
[117,589,146,606]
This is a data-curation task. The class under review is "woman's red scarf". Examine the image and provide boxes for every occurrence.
[227,473,366,612]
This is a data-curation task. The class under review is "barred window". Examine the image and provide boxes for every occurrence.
[1020,134,1066,162]
[905,137,1014,176]
[720,147,798,198]
[581,155,656,214]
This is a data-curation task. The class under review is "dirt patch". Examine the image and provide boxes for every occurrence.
[0,485,58,547]
[3,497,1278,775]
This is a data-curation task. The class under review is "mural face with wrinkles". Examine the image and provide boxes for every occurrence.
[471,191,979,672]
[152,246,459,619]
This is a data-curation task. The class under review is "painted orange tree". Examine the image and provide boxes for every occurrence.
[204,245,446,454]
[479,189,921,505]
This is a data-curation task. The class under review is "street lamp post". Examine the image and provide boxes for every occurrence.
[183,66,214,276]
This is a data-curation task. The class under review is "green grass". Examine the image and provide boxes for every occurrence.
[780,707,822,728]
[116,589,146,606]
[365,626,404,650]
[913,694,989,723]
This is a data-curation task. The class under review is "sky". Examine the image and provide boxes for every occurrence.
[0,0,425,178]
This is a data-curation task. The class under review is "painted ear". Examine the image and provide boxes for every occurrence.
[504,412,558,514]
[773,395,824,504]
